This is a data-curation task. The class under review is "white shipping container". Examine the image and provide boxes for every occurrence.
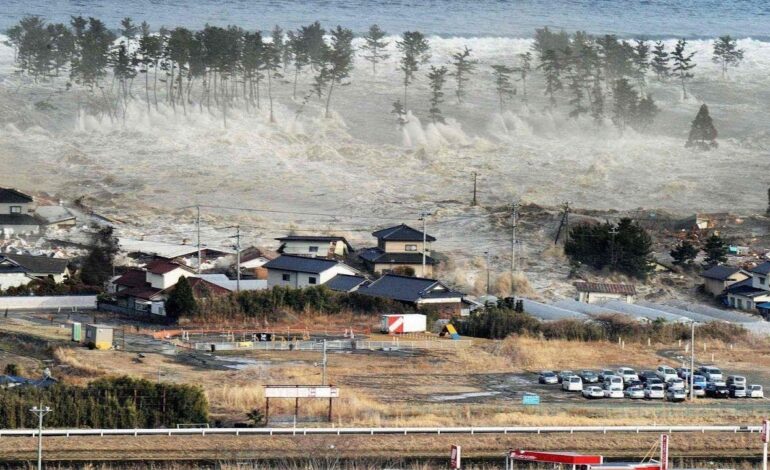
[380,314,427,334]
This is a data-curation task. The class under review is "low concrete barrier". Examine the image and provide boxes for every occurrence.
[0,295,96,311]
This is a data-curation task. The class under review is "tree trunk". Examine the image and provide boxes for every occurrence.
[325,79,335,118]
[145,66,151,115]
[293,67,299,100]
[153,61,159,110]
[267,71,275,123]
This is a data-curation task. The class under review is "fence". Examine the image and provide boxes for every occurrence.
[0,295,96,311]
[189,338,472,352]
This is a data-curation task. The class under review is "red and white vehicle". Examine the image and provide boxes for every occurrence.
[380,314,426,334]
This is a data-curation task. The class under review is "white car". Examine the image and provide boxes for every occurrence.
[563,375,583,392]
[699,366,723,383]
[603,375,624,389]
[692,384,706,397]
[726,375,746,387]
[748,384,764,398]
[666,388,686,402]
[625,386,645,399]
[666,378,685,391]
[582,386,604,399]
[616,367,639,383]
[645,384,665,399]
[656,365,678,382]
[604,386,624,399]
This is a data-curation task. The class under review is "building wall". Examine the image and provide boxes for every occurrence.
[0,273,31,290]
[382,240,431,254]
[0,295,96,310]
[578,292,634,304]
[373,262,433,278]
[148,268,191,289]
[752,273,770,291]
[267,265,357,289]
[728,293,770,311]
[0,202,34,215]
[281,241,345,258]
[704,278,728,297]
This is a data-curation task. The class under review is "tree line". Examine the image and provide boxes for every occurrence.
[0,376,208,428]
[4,17,745,131]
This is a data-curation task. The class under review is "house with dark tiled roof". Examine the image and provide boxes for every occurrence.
[325,274,369,293]
[0,253,70,290]
[276,235,353,259]
[700,265,751,297]
[109,260,197,316]
[356,273,466,317]
[360,224,437,277]
[724,261,770,312]
[574,281,636,304]
[0,188,41,235]
[264,254,359,288]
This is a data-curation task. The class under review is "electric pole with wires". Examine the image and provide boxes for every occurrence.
[230,225,241,293]
[510,201,519,276]
[419,211,432,277]
[553,201,571,245]
[30,403,51,470]
[196,205,202,274]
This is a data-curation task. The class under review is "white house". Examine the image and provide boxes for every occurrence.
[574,281,636,304]
[145,259,194,289]
[275,236,353,259]
[264,255,358,288]
[725,261,770,311]
[0,188,41,235]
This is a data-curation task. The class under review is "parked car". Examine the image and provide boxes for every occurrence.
[582,386,604,399]
[705,383,729,398]
[729,384,747,398]
[616,367,639,383]
[603,375,624,389]
[563,375,583,391]
[676,367,691,380]
[748,384,764,398]
[726,375,746,387]
[699,366,723,383]
[639,370,657,384]
[558,370,575,384]
[604,386,624,399]
[625,386,645,399]
[666,388,687,402]
[624,379,643,390]
[666,378,685,391]
[656,365,678,382]
[598,369,615,382]
[692,384,706,398]
[645,377,663,386]
[579,370,599,383]
[692,375,707,387]
[539,371,559,384]
[644,384,665,399]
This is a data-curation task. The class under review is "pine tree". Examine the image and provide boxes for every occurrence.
[686,104,718,150]
[396,31,430,111]
[513,52,533,101]
[633,94,659,131]
[712,35,744,79]
[319,26,354,118]
[632,39,650,88]
[671,39,696,99]
[271,25,285,69]
[80,225,118,287]
[427,65,448,123]
[702,234,728,266]
[539,49,562,106]
[611,78,638,131]
[261,38,283,123]
[589,79,604,123]
[650,41,670,81]
[165,276,197,320]
[450,46,477,104]
[361,24,389,75]
[301,22,326,71]
[490,64,515,113]
[391,99,406,126]
[287,29,309,99]
[670,240,698,266]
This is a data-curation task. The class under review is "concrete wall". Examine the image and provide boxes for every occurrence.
[267,265,357,288]
[383,241,430,254]
[578,292,634,304]
[0,273,32,290]
[280,241,347,258]
[0,295,97,310]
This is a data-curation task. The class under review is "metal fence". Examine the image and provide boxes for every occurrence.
[0,424,760,438]
[189,339,472,352]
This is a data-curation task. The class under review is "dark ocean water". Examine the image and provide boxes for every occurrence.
[1,0,770,39]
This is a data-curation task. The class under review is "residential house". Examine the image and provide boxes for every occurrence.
[359,224,437,277]
[35,205,77,228]
[0,254,70,290]
[726,261,770,311]
[264,254,358,288]
[356,274,466,317]
[700,265,751,297]
[574,281,636,304]
[145,259,195,289]
[0,188,40,235]
[238,247,275,270]
[276,236,353,258]
[111,259,195,315]
[324,274,369,293]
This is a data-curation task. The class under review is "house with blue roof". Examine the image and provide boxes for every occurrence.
[356,273,468,317]
[725,261,770,312]
[264,254,359,289]
[359,224,438,277]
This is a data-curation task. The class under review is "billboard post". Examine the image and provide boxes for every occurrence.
[762,419,769,470]
[660,434,669,470]
[450,445,461,469]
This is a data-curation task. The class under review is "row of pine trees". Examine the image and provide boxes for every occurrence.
[4,18,745,130]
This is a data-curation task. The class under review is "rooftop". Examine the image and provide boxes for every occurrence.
[357,274,463,303]
[145,259,191,275]
[751,261,770,276]
[372,224,435,242]
[112,269,148,288]
[264,254,346,274]
[0,188,33,204]
[1,253,69,274]
[325,274,369,292]
[359,247,438,265]
[574,281,637,296]
[701,265,744,281]
[276,235,353,250]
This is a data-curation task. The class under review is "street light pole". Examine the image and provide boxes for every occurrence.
[485,250,491,295]
[690,320,695,402]
[30,403,51,470]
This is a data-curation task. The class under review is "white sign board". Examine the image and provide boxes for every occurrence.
[264,386,339,398]
[762,419,769,444]
[450,445,461,469]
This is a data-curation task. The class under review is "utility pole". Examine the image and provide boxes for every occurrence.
[321,339,328,385]
[471,172,477,206]
[196,205,202,274]
[553,202,571,245]
[609,225,619,268]
[690,320,695,402]
[419,211,431,277]
[233,225,241,293]
[511,202,519,276]
[485,250,491,295]
[30,403,51,470]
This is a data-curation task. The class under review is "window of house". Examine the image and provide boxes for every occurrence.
[308,246,319,253]
[737,299,743,309]
[282,273,291,281]
[405,244,418,251]
[10,206,21,214]
[760,276,767,285]
[308,276,317,285]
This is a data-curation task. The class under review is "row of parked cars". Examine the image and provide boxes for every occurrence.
[538,365,764,401]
